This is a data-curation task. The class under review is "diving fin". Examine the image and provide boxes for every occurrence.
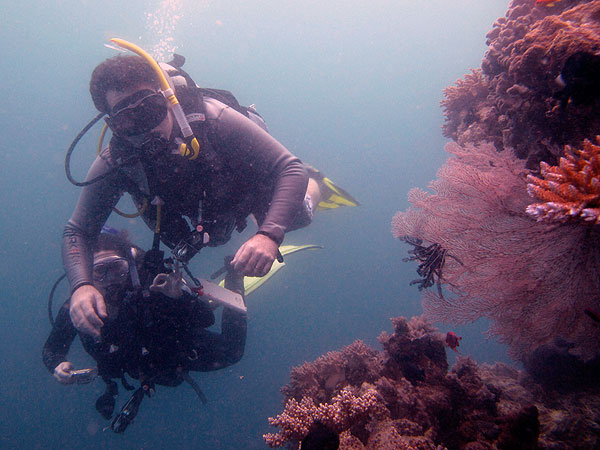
[218,244,323,296]
[306,166,359,210]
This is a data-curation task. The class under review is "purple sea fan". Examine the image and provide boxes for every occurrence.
[392,142,600,361]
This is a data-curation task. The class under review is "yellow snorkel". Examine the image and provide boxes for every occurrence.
[109,38,200,160]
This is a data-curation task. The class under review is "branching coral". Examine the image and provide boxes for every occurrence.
[527,136,600,224]
[263,386,384,448]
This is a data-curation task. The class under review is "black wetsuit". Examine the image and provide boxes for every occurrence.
[43,286,247,385]
[63,98,308,293]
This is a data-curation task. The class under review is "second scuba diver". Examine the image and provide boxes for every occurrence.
[44,230,246,433]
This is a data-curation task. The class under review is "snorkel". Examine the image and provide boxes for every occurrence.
[109,38,200,160]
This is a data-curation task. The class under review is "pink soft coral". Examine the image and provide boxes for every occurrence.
[392,141,600,360]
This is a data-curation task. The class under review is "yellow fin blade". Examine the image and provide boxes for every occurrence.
[218,244,323,296]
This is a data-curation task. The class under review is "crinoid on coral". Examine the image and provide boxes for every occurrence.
[264,316,600,449]
[392,141,600,361]
[527,136,600,224]
[401,237,461,299]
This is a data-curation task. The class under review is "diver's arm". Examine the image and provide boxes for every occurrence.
[62,150,124,337]
[42,302,77,374]
[207,100,309,245]
[62,152,123,292]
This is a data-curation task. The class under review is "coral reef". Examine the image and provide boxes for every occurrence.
[442,0,600,168]
[391,141,600,361]
[527,136,600,224]
[264,316,600,449]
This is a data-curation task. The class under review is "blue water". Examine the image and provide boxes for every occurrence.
[1,1,510,448]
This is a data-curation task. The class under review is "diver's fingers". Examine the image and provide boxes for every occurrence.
[154,273,168,283]
[244,252,263,276]
[70,286,104,338]
[233,234,277,276]
[149,285,164,293]
[54,362,75,385]
[94,291,107,320]
[150,273,169,290]
[231,244,251,272]
[83,307,105,339]
[255,256,274,277]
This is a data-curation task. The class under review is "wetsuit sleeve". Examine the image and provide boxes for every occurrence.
[208,103,308,245]
[42,302,77,373]
[62,151,124,293]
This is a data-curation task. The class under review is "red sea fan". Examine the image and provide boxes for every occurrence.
[392,142,600,361]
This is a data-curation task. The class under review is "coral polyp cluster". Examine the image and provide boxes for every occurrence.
[527,137,600,224]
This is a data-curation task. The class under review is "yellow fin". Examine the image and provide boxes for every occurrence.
[317,177,359,210]
[218,244,323,296]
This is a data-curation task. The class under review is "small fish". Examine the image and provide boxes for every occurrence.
[445,331,462,353]
[536,0,561,6]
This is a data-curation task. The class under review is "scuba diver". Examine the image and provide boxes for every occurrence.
[43,230,247,433]
[63,38,358,339]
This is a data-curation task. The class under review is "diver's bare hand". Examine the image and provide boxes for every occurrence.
[69,285,107,339]
[54,361,74,385]
[231,233,278,277]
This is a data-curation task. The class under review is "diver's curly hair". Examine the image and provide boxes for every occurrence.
[90,55,159,113]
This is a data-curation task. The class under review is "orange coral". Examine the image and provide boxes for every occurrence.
[526,136,600,224]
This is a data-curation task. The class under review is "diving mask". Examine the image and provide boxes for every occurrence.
[105,89,168,137]
[93,257,130,284]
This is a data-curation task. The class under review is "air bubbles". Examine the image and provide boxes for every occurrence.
[143,0,185,62]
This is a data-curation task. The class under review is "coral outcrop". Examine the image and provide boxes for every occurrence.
[264,316,600,449]
[442,0,600,168]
